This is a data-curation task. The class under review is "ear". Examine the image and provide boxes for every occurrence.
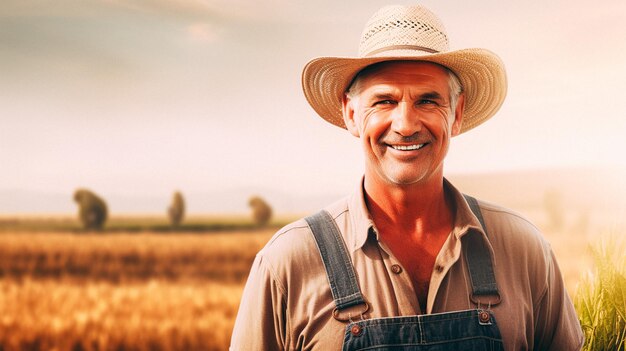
[451,93,465,136]
[342,94,360,137]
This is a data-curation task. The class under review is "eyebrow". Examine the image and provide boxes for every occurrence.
[371,93,395,100]
[366,90,447,102]
[418,91,444,101]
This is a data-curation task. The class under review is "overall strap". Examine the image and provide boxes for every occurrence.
[463,195,501,304]
[304,210,367,311]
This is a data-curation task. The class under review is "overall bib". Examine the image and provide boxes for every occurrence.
[304,195,504,351]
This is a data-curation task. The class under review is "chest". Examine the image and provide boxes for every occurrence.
[380,231,449,290]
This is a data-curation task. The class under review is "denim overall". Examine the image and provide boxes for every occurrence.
[304,195,504,351]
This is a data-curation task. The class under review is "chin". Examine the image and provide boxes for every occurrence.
[386,173,428,186]
[383,166,440,186]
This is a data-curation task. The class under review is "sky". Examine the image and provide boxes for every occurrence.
[1,0,626,213]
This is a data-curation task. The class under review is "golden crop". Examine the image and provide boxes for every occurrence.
[0,279,241,350]
[0,230,274,351]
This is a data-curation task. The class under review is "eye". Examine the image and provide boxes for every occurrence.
[373,100,396,106]
[417,99,437,105]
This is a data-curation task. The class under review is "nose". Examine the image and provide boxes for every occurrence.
[391,102,422,137]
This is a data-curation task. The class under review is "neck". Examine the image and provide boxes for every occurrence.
[363,172,453,239]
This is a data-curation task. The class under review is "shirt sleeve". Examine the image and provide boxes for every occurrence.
[533,249,584,350]
[230,253,287,350]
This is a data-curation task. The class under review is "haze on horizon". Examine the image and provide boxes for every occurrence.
[2,0,626,213]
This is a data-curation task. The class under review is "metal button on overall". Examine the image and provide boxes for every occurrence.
[479,310,491,324]
[391,264,402,274]
[350,324,363,336]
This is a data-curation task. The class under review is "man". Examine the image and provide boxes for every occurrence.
[231,4,583,350]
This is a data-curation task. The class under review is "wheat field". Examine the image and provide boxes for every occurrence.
[0,230,274,351]
[0,212,617,350]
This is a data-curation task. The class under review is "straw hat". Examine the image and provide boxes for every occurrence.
[302,4,507,134]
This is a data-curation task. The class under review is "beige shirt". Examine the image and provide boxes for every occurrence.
[230,180,583,350]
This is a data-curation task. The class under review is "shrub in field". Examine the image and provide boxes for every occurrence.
[575,237,626,351]
[73,189,108,230]
[248,196,272,227]
[168,191,185,228]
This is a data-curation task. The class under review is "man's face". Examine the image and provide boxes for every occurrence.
[342,61,464,188]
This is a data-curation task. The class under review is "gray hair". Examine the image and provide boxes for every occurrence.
[447,69,462,116]
[346,63,463,115]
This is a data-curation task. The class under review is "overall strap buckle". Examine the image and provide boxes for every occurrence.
[333,302,370,323]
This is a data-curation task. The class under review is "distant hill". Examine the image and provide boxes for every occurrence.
[446,167,625,212]
[1,167,624,216]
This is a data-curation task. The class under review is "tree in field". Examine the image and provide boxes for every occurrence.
[248,196,272,227]
[73,188,108,230]
[168,191,185,228]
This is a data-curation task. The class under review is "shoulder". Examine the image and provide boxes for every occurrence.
[261,196,350,256]
[476,198,551,257]
[256,196,350,287]
[474,199,553,294]
[260,219,317,268]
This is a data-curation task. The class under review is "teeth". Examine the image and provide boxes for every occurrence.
[392,144,424,151]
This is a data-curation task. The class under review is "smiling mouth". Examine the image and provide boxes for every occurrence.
[390,143,426,151]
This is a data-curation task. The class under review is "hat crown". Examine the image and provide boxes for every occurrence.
[358,5,449,57]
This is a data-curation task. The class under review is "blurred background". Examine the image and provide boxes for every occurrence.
[2,0,625,214]
[1,0,625,350]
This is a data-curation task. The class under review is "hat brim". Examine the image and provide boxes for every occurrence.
[301,48,507,134]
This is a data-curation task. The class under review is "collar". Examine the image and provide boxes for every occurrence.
[347,177,376,252]
[346,177,487,253]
